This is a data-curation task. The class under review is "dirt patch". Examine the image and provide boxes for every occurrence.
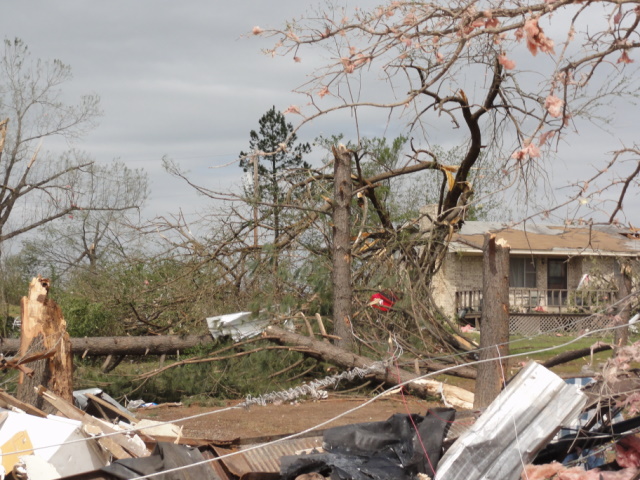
[136,394,440,441]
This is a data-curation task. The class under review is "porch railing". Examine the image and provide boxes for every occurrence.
[455,288,617,315]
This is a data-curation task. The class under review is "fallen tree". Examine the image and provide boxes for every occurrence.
[0,334,215,357]
[262,325,474,409]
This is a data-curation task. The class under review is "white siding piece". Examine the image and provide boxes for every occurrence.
[206,311,269,341]
[435,361,587,480]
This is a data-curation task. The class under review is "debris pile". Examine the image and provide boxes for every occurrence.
[4,280,640,479]
[0,357,639,479]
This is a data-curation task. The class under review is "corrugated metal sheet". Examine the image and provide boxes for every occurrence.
[435,361,587,480]
[213,435,323,479]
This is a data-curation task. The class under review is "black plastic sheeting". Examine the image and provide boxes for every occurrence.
[280,408,455,480]
[101,442,218,480]
[535,414,640,465]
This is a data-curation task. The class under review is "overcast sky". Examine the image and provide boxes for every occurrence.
[0,1,331,221]
[1,1,638,228]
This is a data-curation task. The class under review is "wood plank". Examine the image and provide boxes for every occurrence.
[0,389,48,418]
[85,393,139,425]
[38,386,149,460]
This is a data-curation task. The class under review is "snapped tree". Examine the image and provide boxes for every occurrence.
[247,0,640,349]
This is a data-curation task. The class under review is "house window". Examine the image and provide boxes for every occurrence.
[510,257,536,288]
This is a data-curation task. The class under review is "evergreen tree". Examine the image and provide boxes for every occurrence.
[239,106,311,244]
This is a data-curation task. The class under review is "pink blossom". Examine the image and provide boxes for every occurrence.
[403,12,417,26]
[353,53,370,66]
[252,26,263,35]
[618,51,634,64]
[614,10,623,24]
[341,57,355,73]
[283,105,301,115]
[514,27,524,42]
[402,36,412,47]
[511,142,541,161]
[317,86,330,98]
[485,17,500,28]
[524,17,555,56]
[538,130,555,146]
[498,54,516,70]
[436,51,444,63]
[293,56,302,63]
[544,95,564,117]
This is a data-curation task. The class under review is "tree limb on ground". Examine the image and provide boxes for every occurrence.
[263,325,474,409]
[542,342,612,369]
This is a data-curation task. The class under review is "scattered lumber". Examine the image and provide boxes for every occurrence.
[37,386,150,460]
[0,389,48,417]
[15,277,73,413]
[263,325,474,409]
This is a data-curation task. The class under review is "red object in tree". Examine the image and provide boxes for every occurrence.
[369,291,398,312]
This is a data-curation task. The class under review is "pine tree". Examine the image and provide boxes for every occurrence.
[239,106,311,244]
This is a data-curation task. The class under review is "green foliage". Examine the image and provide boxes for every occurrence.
[57,294,121,337]
[73,341,323,404]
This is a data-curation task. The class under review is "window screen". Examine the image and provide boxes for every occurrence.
[509,257,536,288]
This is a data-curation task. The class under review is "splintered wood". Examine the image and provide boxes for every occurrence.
[16,276,73,413]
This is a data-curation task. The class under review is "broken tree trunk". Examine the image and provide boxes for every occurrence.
[0,334,216,357]
[474,234,510,409]
[264,325,474,409]
[16,277,73,413]
[614,259,632,352]
[331,144,354,351]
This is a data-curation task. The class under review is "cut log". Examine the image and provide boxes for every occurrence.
[263,325,474,409]
[0,334,216,357]
[16,277,73,413]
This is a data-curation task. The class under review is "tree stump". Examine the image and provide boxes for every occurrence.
[331,144,354,350]
[474,234,510,409]
[16,276,73,413]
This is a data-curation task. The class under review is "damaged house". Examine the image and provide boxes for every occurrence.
[426,219,640,334]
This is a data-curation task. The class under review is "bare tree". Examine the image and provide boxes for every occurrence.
[0,39,104,245]
[20,161,149,279]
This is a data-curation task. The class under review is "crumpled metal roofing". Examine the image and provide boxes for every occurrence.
[212,435,323,479]
[435,361,587,480]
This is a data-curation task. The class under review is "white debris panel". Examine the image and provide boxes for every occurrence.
[435,361,587,480]
[206,311,269,342]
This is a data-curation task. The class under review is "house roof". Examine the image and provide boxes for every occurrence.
[449,222,640,257]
